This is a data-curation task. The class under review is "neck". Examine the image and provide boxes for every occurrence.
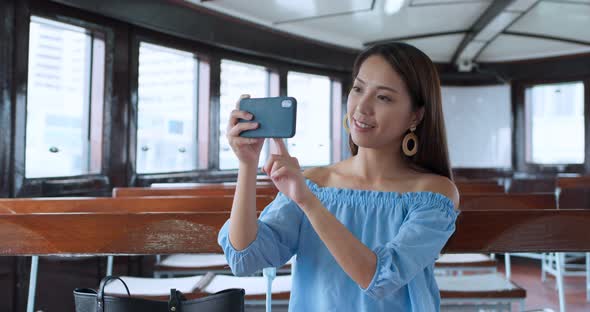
[350,143,413,182]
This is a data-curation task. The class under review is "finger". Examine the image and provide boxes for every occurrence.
[270,159,286,176]
[236,94,250,109]
[271,166,289,181]
[263,154,278,176]
[272,138,290,156]
[227,122,259,137]
[232,137,263,146]
[228,109,253,128]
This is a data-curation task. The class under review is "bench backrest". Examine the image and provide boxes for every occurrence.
[0,195,275,214]
[460,193,555,210]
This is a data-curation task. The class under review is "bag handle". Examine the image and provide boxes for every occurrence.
[96,276,131,312]
[167,272,215,312]
[169,289,185,312]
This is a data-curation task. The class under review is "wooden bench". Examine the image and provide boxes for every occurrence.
[112,184,278,197]
[456,180,505,194]
[0,195,275,214]
[111,184,280,277]
[438,193,555,274]
[2,197,589,311]
[550,176,590,303]
[460,193,555,210]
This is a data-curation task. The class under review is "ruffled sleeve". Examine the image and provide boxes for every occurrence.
[217,192,304,276]
[362,192,459,300]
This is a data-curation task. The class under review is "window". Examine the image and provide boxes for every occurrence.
[442,85,512,168]
[525,82,585,165]
[219,60,273,170]
[287,72,331,167]
[136,42,198,174]
[25,16,105,178]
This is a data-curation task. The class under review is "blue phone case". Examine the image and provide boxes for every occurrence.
[238,96,297,138]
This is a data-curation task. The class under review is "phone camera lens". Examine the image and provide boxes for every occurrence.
[281,100,292,108]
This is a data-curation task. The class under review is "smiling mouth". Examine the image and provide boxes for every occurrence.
[353,118,375,129]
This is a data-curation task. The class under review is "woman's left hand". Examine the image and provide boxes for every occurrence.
[262,138,314,207]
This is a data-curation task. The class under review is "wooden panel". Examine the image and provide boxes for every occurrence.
[460,193,555,210]
[444,210,590,253]
[113,185,278,197]
[508,178,555,193]
[557,176,590,209]
[1,207,590,255]
[556,176,590,189]
[559,189,590,209]
[0,195,275,213]
[0,212,228,255]
[456,182,505,194]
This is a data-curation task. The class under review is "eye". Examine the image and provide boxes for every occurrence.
[351,86,362,93]
[378,95,392,102]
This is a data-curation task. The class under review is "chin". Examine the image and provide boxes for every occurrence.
[350,136,387,149]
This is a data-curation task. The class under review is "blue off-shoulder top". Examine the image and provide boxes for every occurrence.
[218,178,459,312]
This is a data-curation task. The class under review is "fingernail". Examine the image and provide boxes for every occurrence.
[248,114,254,120]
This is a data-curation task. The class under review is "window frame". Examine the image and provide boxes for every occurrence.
[285,70,336,168]
[7,0,353,191]
[12,1,116,197]
[217,58,278,171]
[132,38,202,175]
[513,78,589,175]
[129,27,350,185]
[129,29,217,186]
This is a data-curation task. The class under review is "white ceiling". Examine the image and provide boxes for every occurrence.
[186,0,590,63]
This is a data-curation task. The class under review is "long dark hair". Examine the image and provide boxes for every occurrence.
[349,42,453,180]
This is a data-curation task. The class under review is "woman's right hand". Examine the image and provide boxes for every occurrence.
[226,94,265,166]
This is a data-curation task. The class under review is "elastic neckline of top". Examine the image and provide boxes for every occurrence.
[304,178,455,207]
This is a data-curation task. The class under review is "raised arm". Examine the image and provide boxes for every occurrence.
[226,94,265,250]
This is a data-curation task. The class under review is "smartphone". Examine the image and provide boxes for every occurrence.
[238,96,297,138]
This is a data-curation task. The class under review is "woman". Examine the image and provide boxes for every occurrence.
[218,42,460,311]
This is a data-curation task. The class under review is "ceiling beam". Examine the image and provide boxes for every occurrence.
[503,31,590,47]
[450,0,514,66]
[364,30,466,46]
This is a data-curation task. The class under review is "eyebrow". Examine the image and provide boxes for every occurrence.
[355,77,399,94]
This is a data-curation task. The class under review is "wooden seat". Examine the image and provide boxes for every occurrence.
[435,253,497,275]
[153,254,293,277]
[437,273,526,311]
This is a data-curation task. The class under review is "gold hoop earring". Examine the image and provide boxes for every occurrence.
[343,114,350,133]
[402,127,418,156]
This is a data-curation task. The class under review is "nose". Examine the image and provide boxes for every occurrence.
[355,92,373,116]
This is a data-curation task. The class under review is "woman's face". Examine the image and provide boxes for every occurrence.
[347,54,420,151]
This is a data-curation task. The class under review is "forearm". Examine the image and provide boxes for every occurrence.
[299,195,377,289]
[229,162,260,250]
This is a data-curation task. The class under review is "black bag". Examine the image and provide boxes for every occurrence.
[73,276,245,312]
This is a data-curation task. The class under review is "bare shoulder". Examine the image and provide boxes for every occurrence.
[303,166,330,185]
[302,160,348,186]
[415,174,460,209]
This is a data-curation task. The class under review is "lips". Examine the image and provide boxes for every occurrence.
[352,117,376,129]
